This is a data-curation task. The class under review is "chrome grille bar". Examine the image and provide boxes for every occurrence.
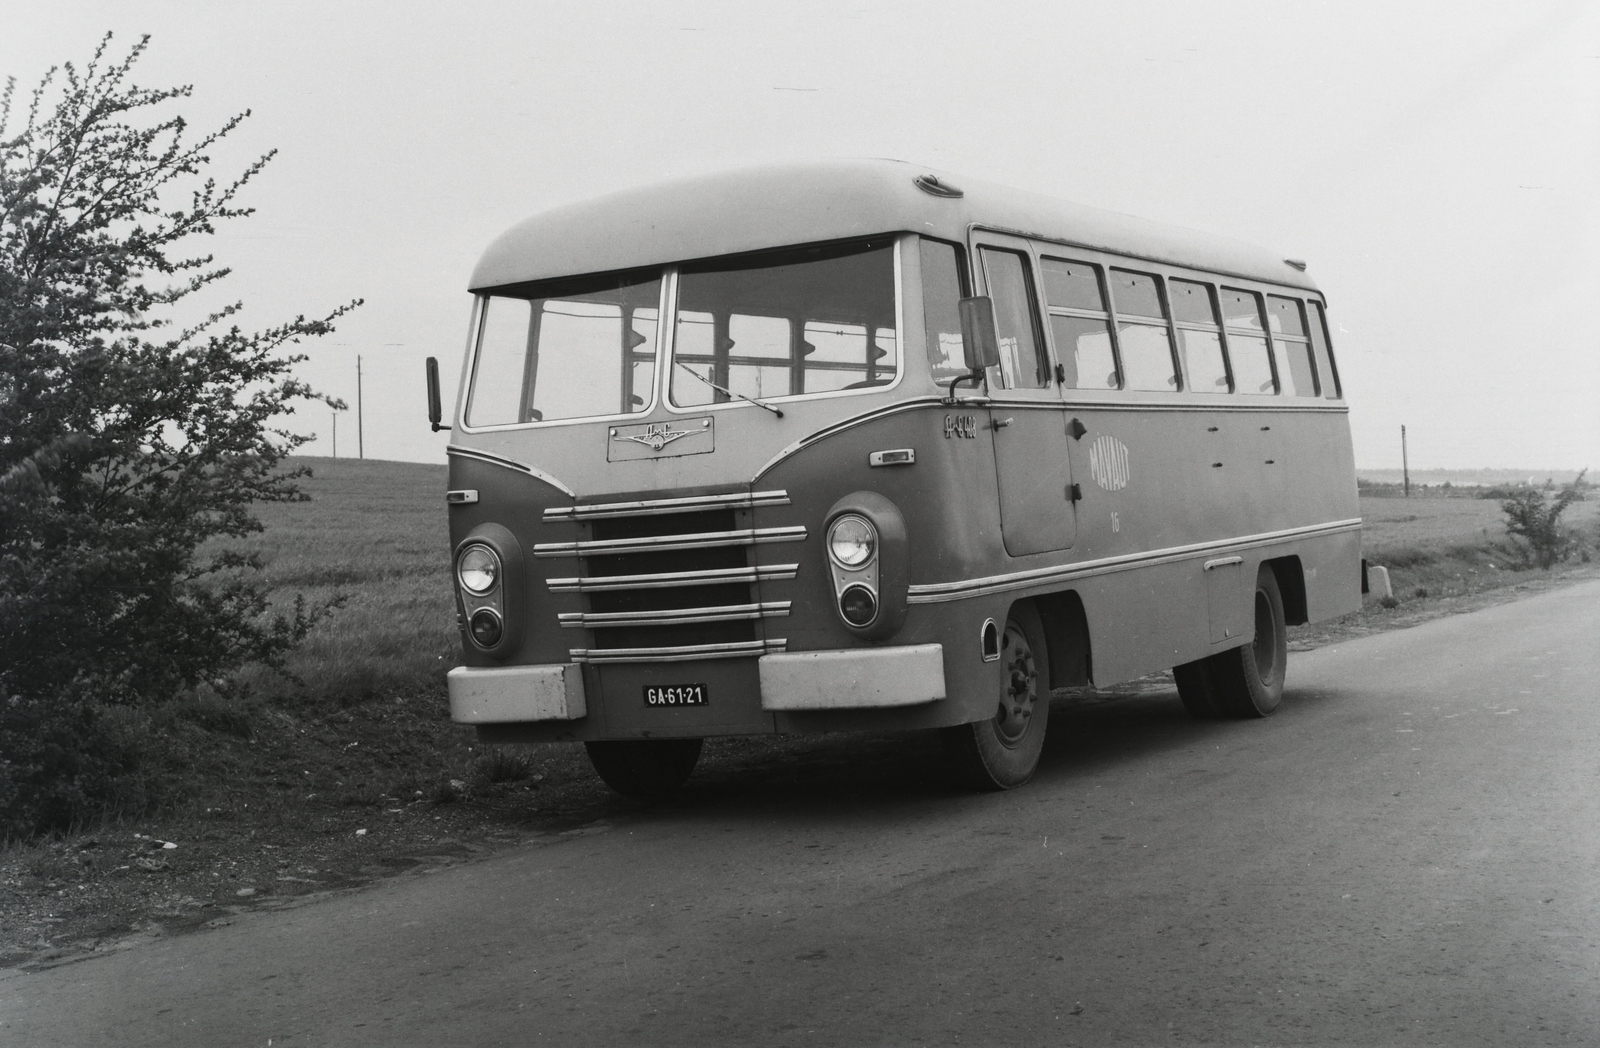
[559,602,791,629]
[546,564,798,593]
[533,526,806,559]
[569,639,787,664]
[544,489,790,521]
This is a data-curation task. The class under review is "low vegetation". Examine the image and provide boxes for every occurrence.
[0,36,356,838]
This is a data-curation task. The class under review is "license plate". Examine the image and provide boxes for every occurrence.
[644,684,708,707]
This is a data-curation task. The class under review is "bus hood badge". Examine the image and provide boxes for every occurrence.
[607,417,715,462]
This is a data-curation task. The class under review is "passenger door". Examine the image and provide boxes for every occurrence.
[974,236,1077,556]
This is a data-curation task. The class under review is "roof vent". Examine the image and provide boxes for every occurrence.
[1284,258,1308,271]
[914,174,963,199]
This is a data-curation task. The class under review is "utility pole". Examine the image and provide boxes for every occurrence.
[331,408,338,459]
[357,354,365,460]
[1401,424,1410,498]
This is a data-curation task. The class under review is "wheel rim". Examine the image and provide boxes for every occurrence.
[1251,590,1278,684]
[994,621,1038,747]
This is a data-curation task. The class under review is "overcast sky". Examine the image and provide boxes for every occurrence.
[7,1,1597,469]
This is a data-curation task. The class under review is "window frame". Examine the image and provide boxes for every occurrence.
[1168,277,1234,394]
[1266,294,1320,397]
[1038,254,1120,392]
[1219,285,1280,396]
[1106,266,1182,393]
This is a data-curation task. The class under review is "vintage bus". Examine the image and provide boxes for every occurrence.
[428,160,1360,795]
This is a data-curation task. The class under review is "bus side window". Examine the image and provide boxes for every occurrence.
[920,238,968,383]
[1307,300,1342,399]
[1220,287,1276,395]
[979,247,1050,389]
[1040,257,1117,389]
[1170,279,1230,393]
[1267,295,1317,396]
[1109,268,1178,391]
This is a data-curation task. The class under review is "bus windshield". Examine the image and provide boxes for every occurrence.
[669,237,898,408]
[465,237,901,428]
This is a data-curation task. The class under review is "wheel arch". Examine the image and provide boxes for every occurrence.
[1032,589,1092,689]
[1263,555,1308,626]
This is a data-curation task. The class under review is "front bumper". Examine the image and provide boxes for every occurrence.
[447,643,946,724]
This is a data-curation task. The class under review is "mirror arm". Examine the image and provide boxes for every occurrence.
[941,367,987,405]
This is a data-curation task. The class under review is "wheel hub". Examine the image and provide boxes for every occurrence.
[994,622,1038,746]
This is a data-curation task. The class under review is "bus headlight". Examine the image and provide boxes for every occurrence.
[457,544,500,595]
[828,514,877,568]
[468,608,504,647]
[839,584,878,627]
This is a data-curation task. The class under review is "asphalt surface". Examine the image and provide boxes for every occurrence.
[4,579,1598,1047]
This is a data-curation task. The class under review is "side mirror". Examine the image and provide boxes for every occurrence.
[958,296,1001,371]
[426,357,451,432]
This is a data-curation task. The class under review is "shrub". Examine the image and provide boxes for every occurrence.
[0,35,356,837]
[1500,471,1587,570]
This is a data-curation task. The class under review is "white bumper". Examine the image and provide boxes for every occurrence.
[448,663,587,723]
[758,643,945,711]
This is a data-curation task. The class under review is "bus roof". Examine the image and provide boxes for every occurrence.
[469,159,1319,294]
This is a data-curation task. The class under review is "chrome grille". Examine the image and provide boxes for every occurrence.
[540,490,802,663]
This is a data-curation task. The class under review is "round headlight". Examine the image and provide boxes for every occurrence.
[468,608,503,648]
[839,584,878,627]
[457,544,500,595]
[828,514,877,568]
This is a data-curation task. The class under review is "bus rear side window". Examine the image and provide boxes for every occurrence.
[1307,300,1342,399]
[1220,287,1276,395]
[1109,269,1178,392]
[1040,257,1116,390]
[1267,295,1317,397]
[466,275,661,426]
[1170,279,1230,393]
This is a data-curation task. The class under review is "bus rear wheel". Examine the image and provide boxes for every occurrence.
[584,738,703,798]
[943,603,1051,790]
[1175,566,1287,720]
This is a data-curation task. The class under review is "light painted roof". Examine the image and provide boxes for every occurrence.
[469,159,1319,293]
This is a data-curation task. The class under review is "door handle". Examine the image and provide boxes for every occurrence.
[992,417,1014,430]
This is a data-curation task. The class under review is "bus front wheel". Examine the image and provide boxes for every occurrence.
[942,603,1051,790]
[1175,566,1287,720]
[585,738,703,798]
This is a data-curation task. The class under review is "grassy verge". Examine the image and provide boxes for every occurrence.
[3,462,1596,969]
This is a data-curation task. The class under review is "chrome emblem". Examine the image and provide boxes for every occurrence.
[612,423,692,452]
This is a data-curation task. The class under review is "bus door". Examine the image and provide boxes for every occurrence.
[975,239,1077,556]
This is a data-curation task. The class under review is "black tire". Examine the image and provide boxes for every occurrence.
[1173,658,1223,720]
[1205,566,1287,718]
[942,603,1051,790]
[584,738,703,798]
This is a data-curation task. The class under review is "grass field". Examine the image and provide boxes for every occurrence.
[4,458,1596,966]
[1358,491,1597,600]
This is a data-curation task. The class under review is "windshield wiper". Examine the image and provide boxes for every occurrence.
[674,363,784,418]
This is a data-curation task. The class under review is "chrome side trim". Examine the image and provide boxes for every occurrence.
[534,526,807,558]
[570,639,787,664]
[559,601,791,629]
[546,564,799,593]
[544,489,790,521]
[445,446,577,498]
[906,518,1363,604]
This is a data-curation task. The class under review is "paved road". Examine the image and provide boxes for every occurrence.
[4,581,1598,1047]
